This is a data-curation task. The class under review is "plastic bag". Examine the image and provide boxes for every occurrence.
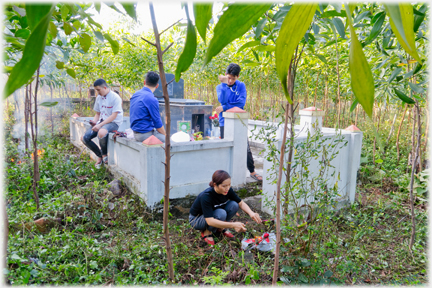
[171,131,191,143]
[241,232,276,252]
[125,128,134,139]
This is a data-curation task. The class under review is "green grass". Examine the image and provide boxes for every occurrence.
[4,109,428,285]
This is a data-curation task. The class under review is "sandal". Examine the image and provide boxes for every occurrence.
[250,173,262,181]
[201,231,215,246]
[221,229,234,238]
[103,156,108,164]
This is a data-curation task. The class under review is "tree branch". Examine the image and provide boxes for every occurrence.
[159,18,183,36]
[141,37,156,47]
[167,78,175,86]
[162,42,174,55]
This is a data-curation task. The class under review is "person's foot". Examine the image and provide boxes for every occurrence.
[102,155,108,164]
[217,228,234,238]
[95,157,103,169]
[250,172,262,181]
[201,231,215,246]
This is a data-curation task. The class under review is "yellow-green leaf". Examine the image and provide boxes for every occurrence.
[276,3,317,102]
[66,68,76,78]
[61,4,69,21]
[49,21,57,39]
[73,20,81,30]
[193,3,213,43]
[384,4,422,64]
[104,33,119,54]
[345,5,374,117]
[204,4,271,66]
[25,4,52,31]
[79,33,91,53]
[63,22,73,35]
[175,5,196,82]
[55,61,64,69]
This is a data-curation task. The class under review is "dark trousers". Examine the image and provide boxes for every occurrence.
[189,200,239,233]
[82,123,118,158]
[220,126,255,173]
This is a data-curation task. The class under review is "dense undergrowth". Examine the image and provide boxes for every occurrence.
[3,107,428,285]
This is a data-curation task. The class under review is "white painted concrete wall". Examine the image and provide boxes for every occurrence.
[70,113,248,206]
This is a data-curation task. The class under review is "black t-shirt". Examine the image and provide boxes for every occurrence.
[189,186,242,218]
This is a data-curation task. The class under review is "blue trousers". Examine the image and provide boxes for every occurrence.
[189,200,239,233]
[81,122,118,158]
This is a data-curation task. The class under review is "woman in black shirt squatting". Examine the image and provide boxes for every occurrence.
[189,170,262,246]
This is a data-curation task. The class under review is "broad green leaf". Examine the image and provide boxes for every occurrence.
[15,29,30,39]
[94,2,101,13]
[193,3,212,43]
[104,33,119,54]
[388,67,402,82]
[350,98,359,112]
[414,3,427,32]
[371,11,385,24]
[25,4,52,31]
[332,17,345,39]
[256,45,275,52]
[4,7,53,98]
[255,18,267,38]
[48,21,57,39]
[237,40,260,53]
[384,4,422,64]
[93,30,104,42]
[4,36,25,49]
[408,82,424,94]
[61,4,69,21]
[73,20,81,30]
[316,54,327,63]
[312,23,319,34]
[204,4,271,66]
[66,68,76,78]
[79,33,91,52]
[346,5,374,117]
[55,61,64,69]
[175,5,197,82]
[331,3,342,13]
[276,3,317,102]
[320,10,346,18]
[394,88,415,104]
[63,22,73,35]
[120,3,137,21]
[39,101,58,107]
[354,11,370,23]
[364,12,385,45]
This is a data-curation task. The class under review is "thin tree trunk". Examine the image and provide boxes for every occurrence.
[313,71,321,107]
[422,102,428,157]
[50,85,54,134]
[396,104,408,162]
[29,71,40,210]
[24,85,29,152]
[355,104,359,126]
[335,37,341,128]
[385,109,399,148]
[149,2,175,281]
[409,101,421,250]
[373,106,381,164]
[272,102,289,285]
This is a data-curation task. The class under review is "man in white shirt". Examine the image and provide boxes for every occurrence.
[81,79,123,168]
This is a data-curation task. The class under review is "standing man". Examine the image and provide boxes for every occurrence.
[130,71,166,143]
[215,63,263,181]
[81,79,124,168]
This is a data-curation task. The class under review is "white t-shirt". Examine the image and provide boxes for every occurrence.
[93,90,123,127]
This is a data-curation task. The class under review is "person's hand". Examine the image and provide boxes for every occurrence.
[215,106,223,114]
[92,123,102,132]
[250,212,262,224]
[232,222,246,233]
[89,120,96,127]
[218,74,228,84]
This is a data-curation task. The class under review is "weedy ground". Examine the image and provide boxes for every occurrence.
[4,111,427,285]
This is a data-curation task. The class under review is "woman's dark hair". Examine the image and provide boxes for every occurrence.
[209,170,231,187]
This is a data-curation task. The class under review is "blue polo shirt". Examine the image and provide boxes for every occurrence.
[216,80,247,126]
[130,87,163,133]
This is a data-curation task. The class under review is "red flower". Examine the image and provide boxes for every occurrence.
[209,116,214,119]
[214,113,218,119]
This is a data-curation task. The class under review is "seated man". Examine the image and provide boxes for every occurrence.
[130,71,166,143]
[81,78,123,168]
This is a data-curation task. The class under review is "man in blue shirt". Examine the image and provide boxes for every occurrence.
[130,72,166,143]
[215,63,262,181]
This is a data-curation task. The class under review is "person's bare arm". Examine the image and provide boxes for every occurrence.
[92,112,118,131]
[205,217,246,232]
[92,113,100,123]
[239,200,262,224]
[156,126,166,135]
